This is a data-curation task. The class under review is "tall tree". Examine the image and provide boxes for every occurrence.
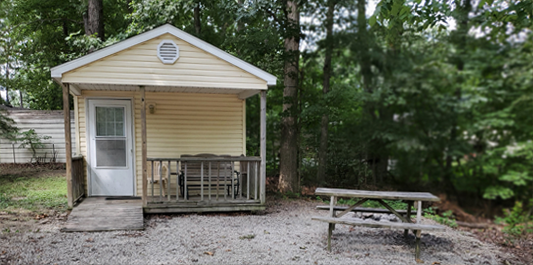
[357,0,384,185]
[443,0,472,197]
[317,0,337,184]
[194,1,201,37]
[279,0,300,193]
[85,0,105,41]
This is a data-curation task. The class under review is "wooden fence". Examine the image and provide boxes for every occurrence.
[0,110,75,163]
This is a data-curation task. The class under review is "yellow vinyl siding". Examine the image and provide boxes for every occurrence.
[62,34,267,90]
[77,90,245,196]
[75,96,87,194]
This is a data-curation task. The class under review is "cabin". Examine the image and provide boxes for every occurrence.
[51,24,274,213]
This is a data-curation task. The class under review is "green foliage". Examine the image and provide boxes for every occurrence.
[12,129,51,161]
[424,207,458,228]
[0,110,18,139]
[495,201,533,237]
[0,175,68,213]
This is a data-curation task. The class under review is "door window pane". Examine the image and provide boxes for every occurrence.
[95,139,126,167]
[96,107,125,137]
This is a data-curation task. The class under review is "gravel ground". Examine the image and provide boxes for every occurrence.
[0,198,514,265]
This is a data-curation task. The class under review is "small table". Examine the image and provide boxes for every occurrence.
[312,188,444,261]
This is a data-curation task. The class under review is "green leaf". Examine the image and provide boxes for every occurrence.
[483,186,515,200]
[499,171,532,186]
[368,15,377,27]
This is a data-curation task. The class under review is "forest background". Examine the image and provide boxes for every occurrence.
[0,0,532,228]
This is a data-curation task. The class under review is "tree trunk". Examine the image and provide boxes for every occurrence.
[237,0,244,32]
[278,0,300,193]
[317,0,336,184]
[357,0,378,184]
[358,0,371,95]
[85,0,104,41]
[194,2,201,37]
[356,0,390,185]
[62,20,68,37]
[127,0,134,14]
[444,0,471,197]
[19,90,23,108]
[236,0,244,56]
[4,62,9,106]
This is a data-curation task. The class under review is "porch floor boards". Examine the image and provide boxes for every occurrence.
[62,197,144,232]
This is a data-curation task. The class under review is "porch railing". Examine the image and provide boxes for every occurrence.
[71,155,85,204]
[146,156,262,204]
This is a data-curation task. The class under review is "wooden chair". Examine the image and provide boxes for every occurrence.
[148,161,169,196]
[179,154,239,199]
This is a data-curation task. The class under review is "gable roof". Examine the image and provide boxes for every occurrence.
[51,24,277,86]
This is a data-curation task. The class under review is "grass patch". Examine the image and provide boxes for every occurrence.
[424,207,458,228]
[0,174,68,214]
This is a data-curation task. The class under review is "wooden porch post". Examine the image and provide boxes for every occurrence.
[62,83,73,208]
[141,86,148,207]
[260,90,267,204]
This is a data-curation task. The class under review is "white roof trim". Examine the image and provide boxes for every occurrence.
[51,24,277,86]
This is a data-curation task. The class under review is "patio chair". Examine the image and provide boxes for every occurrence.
[148,161,169,196]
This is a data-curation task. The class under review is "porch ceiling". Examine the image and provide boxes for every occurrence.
[69,83,261,99]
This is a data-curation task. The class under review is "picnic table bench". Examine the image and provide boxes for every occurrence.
[312,188,445,261]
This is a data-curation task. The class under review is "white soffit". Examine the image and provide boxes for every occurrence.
[51,24,276,86]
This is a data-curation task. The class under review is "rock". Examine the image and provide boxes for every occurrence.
[372,214,381,221]
[362,213,374,219]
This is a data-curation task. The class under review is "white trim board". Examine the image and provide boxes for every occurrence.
[51,24,277,87]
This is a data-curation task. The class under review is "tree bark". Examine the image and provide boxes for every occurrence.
[358,0,371,95]
[4,62,9,106]
[127,0,134,14]
[278,0,300,193]
[317,0,336,184]
[236,0,244,56]
[357,0,379,184]
[237,0,244,32]
[356,0,390,185]
[194,2,201,37]
[85,0,104,41]
[444,0,471,197]
[62,20,68,37]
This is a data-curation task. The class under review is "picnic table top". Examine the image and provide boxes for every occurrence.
[315,188,440,202]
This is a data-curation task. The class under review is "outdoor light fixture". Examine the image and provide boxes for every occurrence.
[148,103,156,114]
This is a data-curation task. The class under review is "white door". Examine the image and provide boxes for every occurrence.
[88,99,134,196]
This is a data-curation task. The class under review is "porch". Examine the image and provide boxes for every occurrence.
[144,156,265,213]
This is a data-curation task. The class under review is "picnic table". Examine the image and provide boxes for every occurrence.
[312,188,445,261]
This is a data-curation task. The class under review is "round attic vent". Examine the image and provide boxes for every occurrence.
[157,40,180,64]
